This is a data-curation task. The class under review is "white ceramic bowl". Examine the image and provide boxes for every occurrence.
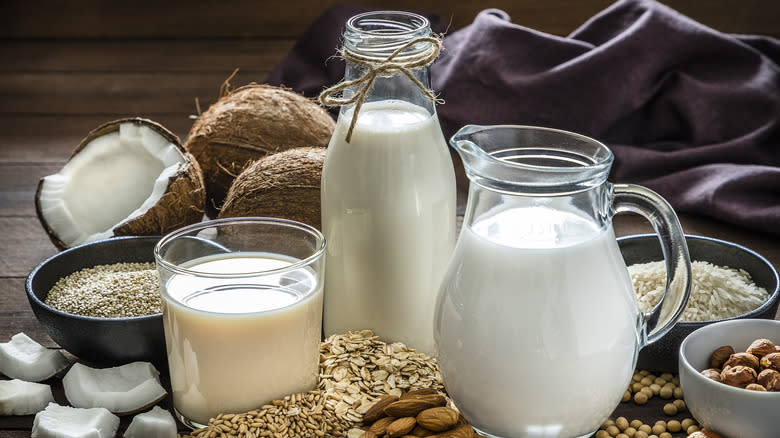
[679,319,780,438]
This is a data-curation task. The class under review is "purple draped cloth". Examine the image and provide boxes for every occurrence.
[267,0,780,236]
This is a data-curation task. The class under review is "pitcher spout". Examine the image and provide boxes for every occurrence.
[448,124,614,195]
[449,124,492,169]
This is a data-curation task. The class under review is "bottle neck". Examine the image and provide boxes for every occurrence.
[342,62,434,115]
[340,11,437,116]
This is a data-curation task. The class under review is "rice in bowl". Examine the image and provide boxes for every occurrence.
[629,261,769,322]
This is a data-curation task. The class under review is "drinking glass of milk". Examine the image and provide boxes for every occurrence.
[434,126,693,438]
[154,217,325,428]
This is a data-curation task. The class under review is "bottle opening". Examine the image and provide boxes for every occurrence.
[344,11,432,58]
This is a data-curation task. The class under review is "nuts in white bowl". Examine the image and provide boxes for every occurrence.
[679,319,780,438]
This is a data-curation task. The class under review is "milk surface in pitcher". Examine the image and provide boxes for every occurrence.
[322,99,456,355]
[435,205,640,437]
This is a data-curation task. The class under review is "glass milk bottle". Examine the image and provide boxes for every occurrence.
[319,11,456,355]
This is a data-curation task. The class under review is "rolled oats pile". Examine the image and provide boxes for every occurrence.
[181,330,444,438]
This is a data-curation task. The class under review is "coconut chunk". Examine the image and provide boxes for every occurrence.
[63,361,167,415]
[0,379,55,415]
[32,402,119,438]
[0,333,70,382]
[36,118,206,249]
[124,406,177,437]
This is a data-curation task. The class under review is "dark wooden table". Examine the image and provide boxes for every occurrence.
[1,1,778,436]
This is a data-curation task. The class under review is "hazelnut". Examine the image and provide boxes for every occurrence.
[746,338,776,358]
[708,345,735,369]
[767,374,780,392]
[721,365,757,388]
[760,352,780,372]
[757,368,780,387]
[745,383,767,391]
[687,431,723,438]
[723,352,760,371]
[700,368,722,383]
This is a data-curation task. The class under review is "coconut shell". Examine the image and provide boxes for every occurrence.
[35,117,206,250]
[218,147,326,230]
[184,84,335,215]
[112,153,205,238]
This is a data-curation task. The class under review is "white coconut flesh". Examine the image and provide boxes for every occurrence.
[32,402,119,438]
[62,361,167,415]
[38,122,184,248]
[0,379,55,415]
[0,333,70,382]
[124,405,177,438]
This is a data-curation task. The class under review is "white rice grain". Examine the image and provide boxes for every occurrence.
[628,261,768,322]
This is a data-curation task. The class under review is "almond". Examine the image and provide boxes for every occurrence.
[369,416,396,435]
[363,395,399,425]
[409,425,435,437]
[359,432,379,438]
[416,407,459,432]
[400,388,440,399]
[430,424,475,438]
[403,394,447,407]
[387,417,417,437]
[384,399,437,417]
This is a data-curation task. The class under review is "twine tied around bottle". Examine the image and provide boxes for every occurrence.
[318,36,444,143]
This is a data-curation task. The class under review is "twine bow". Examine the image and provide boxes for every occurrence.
[318,36,444,143]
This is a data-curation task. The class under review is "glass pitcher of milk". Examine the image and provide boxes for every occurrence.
[320,11,456,355]
[434,125,692,438]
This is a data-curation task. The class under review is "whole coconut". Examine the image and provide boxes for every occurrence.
[184,84,334,214]
[218,147,326,230]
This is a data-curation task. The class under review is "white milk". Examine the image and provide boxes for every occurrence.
[162,253,322,426]
[321,100,456,355]
[435,207,639,437]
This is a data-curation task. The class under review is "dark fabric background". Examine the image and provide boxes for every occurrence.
[268,0,780,236]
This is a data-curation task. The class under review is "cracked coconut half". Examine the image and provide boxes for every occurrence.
[35,118,206,250]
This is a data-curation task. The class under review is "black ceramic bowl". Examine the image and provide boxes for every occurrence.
[618,234,780,372]
[26,236,165,366]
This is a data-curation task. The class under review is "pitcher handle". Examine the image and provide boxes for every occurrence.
[613,183,692,346]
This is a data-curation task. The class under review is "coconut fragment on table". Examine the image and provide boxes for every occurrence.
[63,361,167,415]
[32,402,119,438]
[0,333,70,382]
[0,379,55,416]
[124,405,177,438]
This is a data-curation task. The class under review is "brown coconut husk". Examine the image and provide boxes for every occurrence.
[34,117,206,249]
[184,83,335,215]
[218,147,326,231]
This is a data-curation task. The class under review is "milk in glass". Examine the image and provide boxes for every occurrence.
[162,253,322,426]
